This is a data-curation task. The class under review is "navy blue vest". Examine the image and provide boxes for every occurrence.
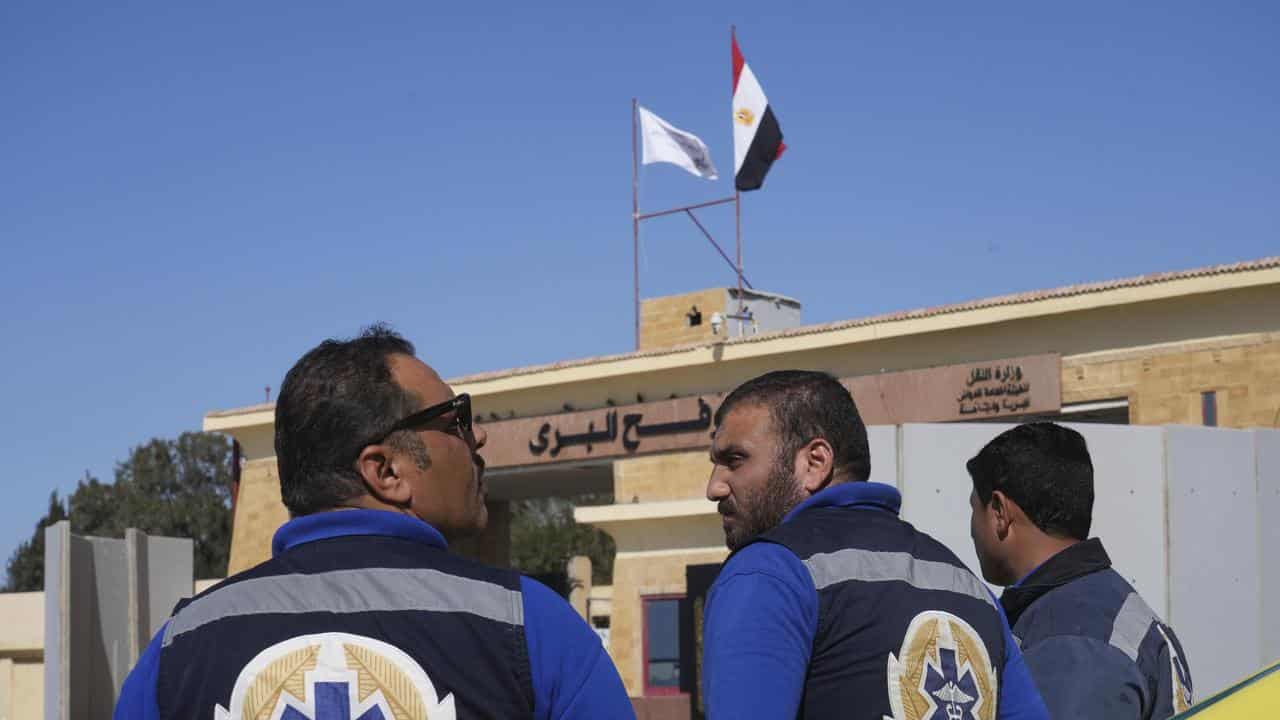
[756,505,1008,720]
[156,533,535,720]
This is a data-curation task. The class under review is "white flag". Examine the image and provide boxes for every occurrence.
[638,106,718,180]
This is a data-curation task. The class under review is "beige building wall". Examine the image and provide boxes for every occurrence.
[1065,333,1280,427]
[0,658,43,720]
[615,451,713,504]
[0,591,42,720]
[456,278,1280,422]
[6,661,41,720]
[227,457,290,575]
[639,289,727,351]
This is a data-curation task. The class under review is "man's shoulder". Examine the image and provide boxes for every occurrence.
[749,511,989,594]
[1017,568,1150,648]
[285,533,522,584]
[718,540,811,585]
[763,503,937,555]
[173,538,526,624]
[172,554,288,613]
[518,575,585,630]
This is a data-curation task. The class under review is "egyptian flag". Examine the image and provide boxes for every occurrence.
[732,33,785,191]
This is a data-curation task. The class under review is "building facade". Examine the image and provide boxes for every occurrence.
[205,257,1280,711]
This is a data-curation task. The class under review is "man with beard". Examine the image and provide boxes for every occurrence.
[701,370,1047,719]
[115,325,632,720]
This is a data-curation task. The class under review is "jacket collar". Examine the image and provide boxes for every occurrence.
[272,508,448,557]
[999,537,1111,625]
[782,481,901,523]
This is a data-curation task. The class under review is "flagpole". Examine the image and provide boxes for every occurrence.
[731,26,746,333]
[735,190,744,332]
[632,97,640,350]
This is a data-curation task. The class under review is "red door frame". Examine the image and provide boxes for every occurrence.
[641,594,685,696]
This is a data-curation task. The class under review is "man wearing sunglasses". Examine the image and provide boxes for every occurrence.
[115,325,633,720]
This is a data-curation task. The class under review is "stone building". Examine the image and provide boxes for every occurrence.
[200,255,1280,716]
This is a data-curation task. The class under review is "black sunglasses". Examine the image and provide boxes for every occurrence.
[365,393,473,448]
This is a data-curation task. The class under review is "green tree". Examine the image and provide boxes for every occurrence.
[3,432,233,592]
[2,491,69,592]
[509,493,615,586]
[111,433,234,578]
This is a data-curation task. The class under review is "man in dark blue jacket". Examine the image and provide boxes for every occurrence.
[701,370,1048,719]
[967,422,1193,719]
[114,325,632,720]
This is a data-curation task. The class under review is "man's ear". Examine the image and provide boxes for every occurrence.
[797,438,837,494]
[355,444,412,506]
[990,490,1016,541]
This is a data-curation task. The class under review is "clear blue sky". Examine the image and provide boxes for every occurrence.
[2,2,1277,570]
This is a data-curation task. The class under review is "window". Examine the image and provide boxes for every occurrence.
[1202,391,1218,427]
[643,595,682,695]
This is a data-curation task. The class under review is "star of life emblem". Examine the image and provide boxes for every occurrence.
[886,611,998,720]
[215,633,456,720]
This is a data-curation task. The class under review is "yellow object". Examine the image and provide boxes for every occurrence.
[1173,662,1280,718]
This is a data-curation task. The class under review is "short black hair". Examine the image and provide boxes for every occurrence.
[716,370,871,483]
[274,324,421,516]
[966,422,1094,540]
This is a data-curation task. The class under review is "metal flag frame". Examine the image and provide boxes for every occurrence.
[631,95,752,350]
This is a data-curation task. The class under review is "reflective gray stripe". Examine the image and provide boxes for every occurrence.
[802,548,997,610]
[1108,591,1156,662]
[163,567,523,647]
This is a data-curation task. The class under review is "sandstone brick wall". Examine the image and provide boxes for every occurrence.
[639,289,727,351]
[1064,335,1280,428]
[614,451,714,503]
[227,458,290,575]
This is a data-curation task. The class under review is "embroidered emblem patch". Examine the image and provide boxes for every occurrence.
[886,611,998,720]
[214,633,456,720]
[1157,624,1193,713]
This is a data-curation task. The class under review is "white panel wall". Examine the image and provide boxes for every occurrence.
[1166,426,1261,697]
[895,423,1168,610]
[898,423,1015,590]
[866,425,899,489]
[1069,424,1169,618]
[1255,429,1280,668]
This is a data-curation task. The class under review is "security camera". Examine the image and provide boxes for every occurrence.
[710,312,724,335]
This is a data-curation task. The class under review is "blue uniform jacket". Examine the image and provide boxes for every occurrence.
[702,482,1048,719]
[113,509,633,719]
[1001,539,1194,720]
